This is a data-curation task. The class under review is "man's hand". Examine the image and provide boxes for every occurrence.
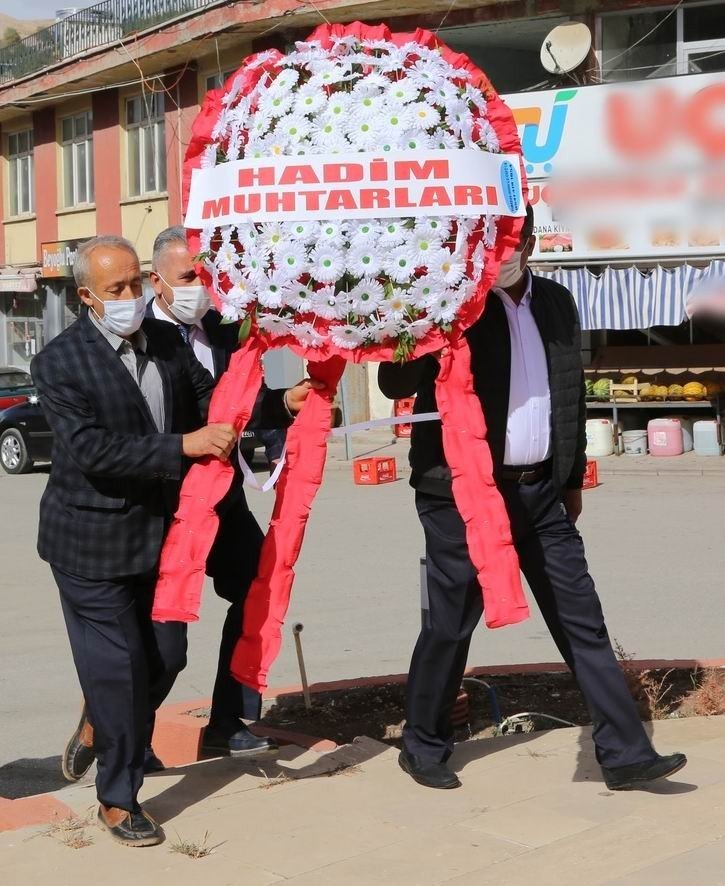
[182,423,237,461]
[284,378,330,415]
[563,488,583,524]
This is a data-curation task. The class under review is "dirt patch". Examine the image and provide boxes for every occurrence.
[253,667,716,748]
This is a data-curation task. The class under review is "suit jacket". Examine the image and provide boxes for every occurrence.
[378,275,587,498]
[32,311,215,579]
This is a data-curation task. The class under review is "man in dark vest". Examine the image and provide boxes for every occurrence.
[378,205,686,792]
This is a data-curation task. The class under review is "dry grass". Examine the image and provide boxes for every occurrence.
[687,669,725,716]
[61,831,94,850]
[45,811,95,850]
[613,640,675,720]
[169,831,215,859]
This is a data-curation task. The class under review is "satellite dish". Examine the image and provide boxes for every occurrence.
[541,22,592,75]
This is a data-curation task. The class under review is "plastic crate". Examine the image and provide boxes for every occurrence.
[353,456,397,485]
[582,460,599,489]
[393,397,416,438]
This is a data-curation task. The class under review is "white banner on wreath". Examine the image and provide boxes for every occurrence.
[185,149,524,227]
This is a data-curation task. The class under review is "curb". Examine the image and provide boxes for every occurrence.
[4,658,723,833]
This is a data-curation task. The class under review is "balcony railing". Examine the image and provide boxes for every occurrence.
[0,0,219,85]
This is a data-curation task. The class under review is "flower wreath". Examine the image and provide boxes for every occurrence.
[154,23,530,693]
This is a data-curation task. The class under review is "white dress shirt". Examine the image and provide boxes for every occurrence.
[152,299,215,376]
[494,270,552,466]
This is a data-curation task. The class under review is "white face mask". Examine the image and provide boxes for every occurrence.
[90,291,146,337]
[495,250,525,289]
[159,274,211,326]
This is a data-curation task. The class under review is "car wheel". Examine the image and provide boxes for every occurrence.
[0,428,33,474]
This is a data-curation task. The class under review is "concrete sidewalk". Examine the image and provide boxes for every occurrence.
[3,716,725,885]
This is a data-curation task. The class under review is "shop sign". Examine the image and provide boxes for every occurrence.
[0,275,37,293]
[41,239,90,278]
[504,72,725,261]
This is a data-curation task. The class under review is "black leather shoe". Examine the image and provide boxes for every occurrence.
[602,753,687,790]
[143,748,166,774]
[62,704,95,782]
[202,720,279,758]
[97,805,164,847]
[398,749,461,789]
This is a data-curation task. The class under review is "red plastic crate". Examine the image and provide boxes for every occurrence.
[393,397,416,438]
[353,456,397,485]
[582,460,599,490]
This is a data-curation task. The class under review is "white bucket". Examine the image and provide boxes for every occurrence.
[622,430,647,456]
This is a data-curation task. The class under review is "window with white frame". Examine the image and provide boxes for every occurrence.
[126,93,166,197]
[599,1,725,82]
[7,130,34,217]
[61,111,94,207]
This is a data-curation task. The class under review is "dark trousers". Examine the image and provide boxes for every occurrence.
[53,566,177,812]
[153,493,266,725]
[404,474,656,770]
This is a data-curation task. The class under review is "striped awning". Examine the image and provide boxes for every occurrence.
[538,260,725,331]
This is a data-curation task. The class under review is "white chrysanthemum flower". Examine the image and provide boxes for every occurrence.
[259,91,295,119]
[220,302,241,322]
[430,248,466,286]
[378,47,413,74]
[294,322,325,348]
[310,286,348,320]
[275,241,309,279]
[471,242,486,276]
[400,130,434,151]
[283,41,325,65]
[384,245,419,283]
[330,323,366,349]
[344,117,378,148]
[349,279,385,315]
[411,232,444,266]
[227,278,255,307]
[215,242,238,272]
[347,243,382,277]
[407,275,441,309]
[463,84,487,112]
[350,92,383,119]
[310,246,345,284]
[241,247,269,280]
[288,283,315,313]
[317,221,345,248]
[382,289,409,321]
[349,221,379,243]
[352,71,390,93]
[425,289,461,324]
[370,315,403,342]
[288,220,318,243]
[258,272,290,308]
[311,119,348,151]
[415,217,452,241]
[385,79,418,105]
[379,221,407,247]
[200,143,217,169]
[430,130,460,150]
[294,84,327,116]
[445,100,474,137]
[321,92,352,122]
[260,223,285,252]
[478,119,500,152]
[276,113,311,143]
[309,67,353,90]
[484,216,498,249]
[409,101,440,130]
[406,58,449,91]
[268,68,300,95]
[258,313,295,337]
[402,317,433,339]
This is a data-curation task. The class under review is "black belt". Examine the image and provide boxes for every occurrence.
[498,459,551,485]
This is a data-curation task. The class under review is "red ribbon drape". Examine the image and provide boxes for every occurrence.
[436,336,529,628]
[231,356,345,692]
[152,340,265,622]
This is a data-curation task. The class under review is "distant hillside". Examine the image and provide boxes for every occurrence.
[0,13,53,43]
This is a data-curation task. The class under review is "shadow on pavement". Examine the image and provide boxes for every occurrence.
[0,755,71,798]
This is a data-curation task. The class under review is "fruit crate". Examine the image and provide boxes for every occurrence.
[353,456,397,485]
[582,460,599,489]
[393,397,416,438]
[610,381,639,402]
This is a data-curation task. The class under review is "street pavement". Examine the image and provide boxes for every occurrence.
[2,445,725,797]
[3,718,725,885]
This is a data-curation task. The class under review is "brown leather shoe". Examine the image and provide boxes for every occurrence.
[97,805,164,847]
[61,703,95,782]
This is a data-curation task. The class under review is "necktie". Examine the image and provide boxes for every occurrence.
[177,324,191,344]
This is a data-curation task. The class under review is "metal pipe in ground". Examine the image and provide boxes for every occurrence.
[293,622,312,710]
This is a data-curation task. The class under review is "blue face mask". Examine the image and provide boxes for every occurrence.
[89,291,146,337]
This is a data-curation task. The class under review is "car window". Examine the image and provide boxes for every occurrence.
[0,371,33,391]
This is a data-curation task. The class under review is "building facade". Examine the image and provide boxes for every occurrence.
[1,0,723,422]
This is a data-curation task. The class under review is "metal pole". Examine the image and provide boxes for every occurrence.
[339,368,353,461]
[292,623,312,710]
